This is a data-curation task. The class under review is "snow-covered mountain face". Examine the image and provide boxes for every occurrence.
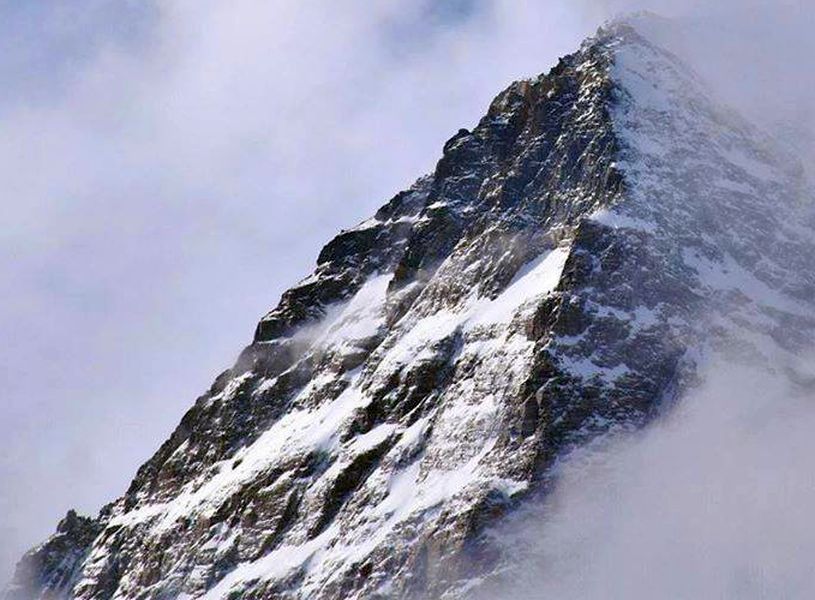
[7,17,815,600]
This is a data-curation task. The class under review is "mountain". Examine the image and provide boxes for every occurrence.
[7,14,815,600]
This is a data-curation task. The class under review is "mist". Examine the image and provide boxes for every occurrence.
[482,358,815,599]
[2,0,814,589]
[586,0,815,172]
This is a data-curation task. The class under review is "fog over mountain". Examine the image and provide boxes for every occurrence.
[2,1,813,596]
[483,359,815,599]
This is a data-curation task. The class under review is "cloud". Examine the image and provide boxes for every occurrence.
[483,359,815,599]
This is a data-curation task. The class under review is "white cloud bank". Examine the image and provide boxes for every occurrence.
[485,360,815,599]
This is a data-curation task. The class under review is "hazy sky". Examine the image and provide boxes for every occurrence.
[1,0,812,584]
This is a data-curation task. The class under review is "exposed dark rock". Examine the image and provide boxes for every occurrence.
[6,511,101,600]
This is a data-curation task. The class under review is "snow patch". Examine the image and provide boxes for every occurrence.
[468,246,571,327]
[317,273,391,348]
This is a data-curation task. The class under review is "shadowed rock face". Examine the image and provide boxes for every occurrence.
[7,16,815,600]
[6,512,101,600]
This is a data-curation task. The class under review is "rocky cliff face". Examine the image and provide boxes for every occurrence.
[7,15,815,600]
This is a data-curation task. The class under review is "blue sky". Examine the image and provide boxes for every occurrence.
[1,0,812,584]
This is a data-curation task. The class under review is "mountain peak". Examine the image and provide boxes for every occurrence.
[7,18,815,600]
